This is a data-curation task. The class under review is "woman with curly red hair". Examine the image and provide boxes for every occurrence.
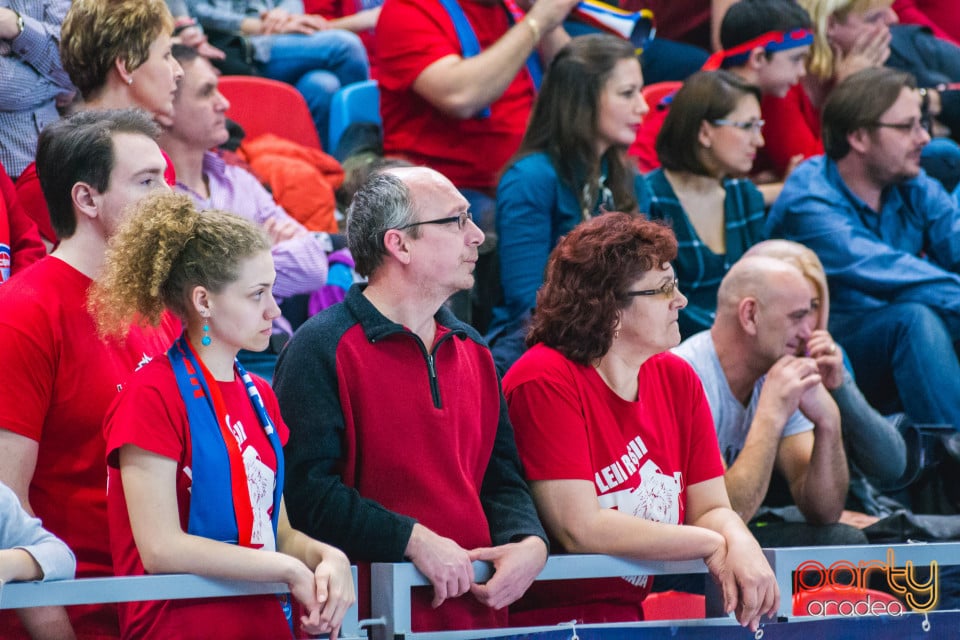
[503,212,778,628]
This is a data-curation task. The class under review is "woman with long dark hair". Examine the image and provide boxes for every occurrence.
[488,34,650,368]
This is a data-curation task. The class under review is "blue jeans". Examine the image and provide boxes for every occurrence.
[261,30,369,150]
[830,303,960,429]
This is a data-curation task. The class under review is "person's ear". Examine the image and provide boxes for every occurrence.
[191,285,211,318]
[739,297,761,336]
[115,57,135,85]
[382,228,413,265]
[747,46,766,71]
[698,119,714,150]
[847,128,872,155]
[71,182,100,222]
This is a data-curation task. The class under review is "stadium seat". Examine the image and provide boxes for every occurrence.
[217,76,322,150]
[643,590,706,620]
[327,79,380,155]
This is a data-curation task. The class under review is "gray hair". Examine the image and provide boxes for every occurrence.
[346,172,418,277]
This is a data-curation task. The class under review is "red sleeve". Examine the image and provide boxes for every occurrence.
[503,347,595,482]
[0,297,56,442]
[1,163,46,274]
[13,164,57,247]
[375,0,458,92]
[759,85,824,177]
[105,360,188,468]
[892,0,960,46]
[304,0,350,17]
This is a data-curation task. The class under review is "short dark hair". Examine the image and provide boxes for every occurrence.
[346,171,417,277]
[720,0,812,52]
[171,43,200,67]
[657,70,762,175]
[527,213,678,364]
[36,109,160,239]
[822,67,916,160]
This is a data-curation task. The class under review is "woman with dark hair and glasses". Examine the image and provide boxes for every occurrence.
[648,70,768,339]
[486,34,651,370]
[503,212,778,628]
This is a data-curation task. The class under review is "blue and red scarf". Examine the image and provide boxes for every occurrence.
[168,334,284,547]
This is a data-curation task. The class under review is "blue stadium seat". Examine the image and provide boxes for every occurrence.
[327,79,381,156]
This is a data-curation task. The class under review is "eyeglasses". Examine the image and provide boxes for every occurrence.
[711,118,766,134]
[394,211,471,232]
[869,117,931,136]
[626,279,679,299]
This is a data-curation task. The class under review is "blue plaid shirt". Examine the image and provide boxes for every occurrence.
[646,168,766,338]
[0,0,74,178]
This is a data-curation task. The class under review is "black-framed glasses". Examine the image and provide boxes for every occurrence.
[626,279,679,299]
[869,117,931,135]
[394,211,471,232]
[711,118,766,134]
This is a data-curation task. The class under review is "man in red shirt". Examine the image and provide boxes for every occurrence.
[0,109,179,639]
[376,0,578,231]
[275,167,548,632]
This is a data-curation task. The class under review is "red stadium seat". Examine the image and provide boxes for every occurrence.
[217,76,322,150]
[642,590,706,620]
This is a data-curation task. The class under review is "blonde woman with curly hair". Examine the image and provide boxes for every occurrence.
[91,192,355,640]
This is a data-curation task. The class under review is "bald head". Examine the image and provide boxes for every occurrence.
[382,166,464,219]
[716,256,809,316]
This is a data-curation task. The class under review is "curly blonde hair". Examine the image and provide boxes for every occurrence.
[91,191,270,338]
[61,0,174,100]
[798,0,890,80]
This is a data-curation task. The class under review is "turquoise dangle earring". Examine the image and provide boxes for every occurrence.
[201,312,212,346]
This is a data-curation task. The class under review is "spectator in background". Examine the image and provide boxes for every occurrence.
[620,0,737,52]
[303,0,382,67]
[647,71,766,339]
[0,0,73,179]
[93,193,355,640]
[0,480,76,639]
[186,0,369,148]
[759,0,894,178]
[767,68,960,435]
[503,213,778,630]
[162,44,351,380]
[673,256,864,547]
[15,0,184,247]
[743,239,909,507]
[487,34,650,372]
[762,0,960,193]
[376,0,578,234]
[892,0,960,47]
[631,0,814,207]
[0,110,179,639]
[275,168,548,632]
[0,161,45,281]
[164,0,227,60]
